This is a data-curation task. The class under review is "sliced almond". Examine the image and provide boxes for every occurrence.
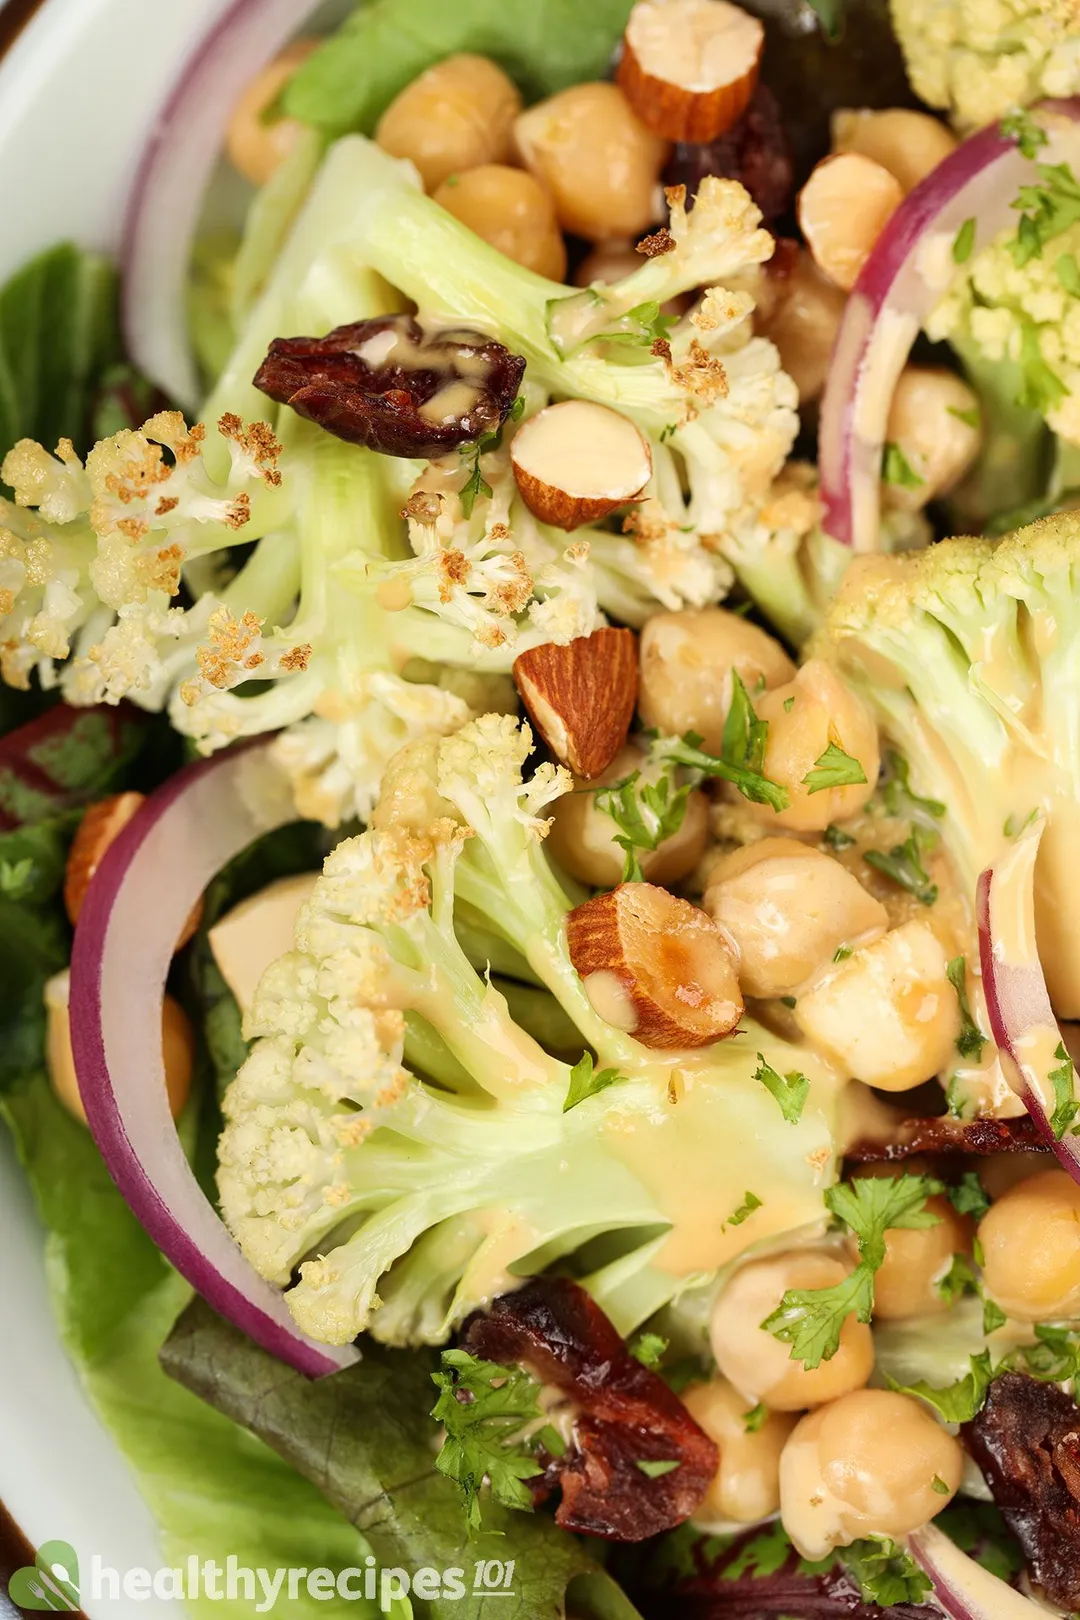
[514,627,638,779]
[797,153,904,293]
[510,401,652,531]
[617,0,764,144]
[64,792,203,948]
[566,881,743,1049]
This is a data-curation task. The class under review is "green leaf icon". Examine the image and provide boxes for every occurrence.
[8,1541,79,1612]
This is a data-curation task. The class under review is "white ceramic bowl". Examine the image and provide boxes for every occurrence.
[0,2,234,1613]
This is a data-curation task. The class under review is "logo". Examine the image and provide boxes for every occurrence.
[8,1542,80,1612]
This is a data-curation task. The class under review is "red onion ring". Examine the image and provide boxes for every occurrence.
[977,820,1080,1185]
[908,1524,1046,1618]
[69,744,358,1378]
[819,98,1080,552]
[121,0,324,409]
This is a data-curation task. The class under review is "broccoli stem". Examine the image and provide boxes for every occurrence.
[946,339,1052,532]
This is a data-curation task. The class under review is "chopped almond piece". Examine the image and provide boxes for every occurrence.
[514,628,638,779]
[618,0,764,144]
[511,401,652,531]
[566,882,743,1049]
[65,792,203,947]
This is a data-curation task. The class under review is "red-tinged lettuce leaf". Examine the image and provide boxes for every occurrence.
[614,1508,1022,1618]
[161,1297,646,1620]
[463,1277,718,1541]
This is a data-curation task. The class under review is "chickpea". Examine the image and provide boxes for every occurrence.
[756,250,847,407]
[638,609,795,756]
[44,970,193,1125]
[682,1379,798,1525]
[704,839,888,998]
[432,165,567,281]
[845,1167,971,1320]
[226,40,318,187]
[751,660,878,834]
[375,55,523,192]
[573,240,643,287]
[794,920,961,1090]
[514,83,669,242]
[831,108,957,195]
[779,1389,962,1560]
[546,742,709,889]
[710,1251,875,1411]
[798,153,904,292]
[882,367,982,512]
[978,1169,1080,1322]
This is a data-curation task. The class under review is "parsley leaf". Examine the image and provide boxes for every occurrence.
[0,855,34,899]
[864,830,938,905]
[843,1539,933,1607]
[823,823,855,850]
[742,1401,768,1432]
[1048,1040,1080,1139]
[726,1191,763,1229]
[953,217,976,264]
[931,1474,951,1495]
[982,1295,1007,1334]
[752,1052,811,1125]
[594,764,691,883]
[888,1352,993,1424]
[946,1170,990,1221]
[1005,1323,1080,1384]
[1001,108,1049,159]
[936,1252,978,1305]
[803,741,868,795]
[882,442,924,489]
[630,1332,668,1369]
[431,1349,546,1531]
[457,396,524,517]
[763,1175,941,1368]
[1009,160,1080,266]
[655,674,790,812]
[946,956,987,1061]
[636,1458,680,1478]
[880,750,946,823]
[563,1052,624,1113]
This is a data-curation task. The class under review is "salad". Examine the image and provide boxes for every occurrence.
[6,0,1080,1613]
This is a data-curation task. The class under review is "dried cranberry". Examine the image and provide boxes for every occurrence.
[253,314,526,459]
[846,1113,1047,1163]
[462,1276,717,1541]
[964,1372,1080,1608]
[663,86,793,224]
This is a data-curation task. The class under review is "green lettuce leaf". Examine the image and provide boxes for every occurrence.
[282,0,635,137]
[162,1298,644,1620]
[2,1069,387,1619]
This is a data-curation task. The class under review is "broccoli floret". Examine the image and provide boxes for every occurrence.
[816,516,1080,1013]
[890,0,1080,131]
[218,716,841,1348]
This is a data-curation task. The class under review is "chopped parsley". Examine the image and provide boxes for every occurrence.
[1004,807,1039,838]
[882,442,924,489]
[948,404,981,428]
[1008,160,1080,267]
[946,956,987,1061]
[458,395,525,517]
[594,763,692,882]
[1017,317,1067,414]
[881,750,946,823]
[936,1253,978,1306]
[656,673,789,812]
[931,1475,952,1495]
[742,1401,768,1433]
[752,1052,811,1125]
[0,856,34,899]
[636,1458,681,1479]
[629,1332,668,1369]
[982,1295,1007,1334]
[864,830,938,905]
[945,1170,990,1221]
[833,944,853,962]
[1005,1322,1080,1385]
[763,1175,941,1368]
[823,823,855,850]
[725,1191,763,1229]
[843,1539,932,1607]
[1048,1040,1080,1139]
[953,217,976,264]
[1001,108,1049,160]
[563,1052,625,1113]
[431,1349,559,1530]
[803,741,868,795]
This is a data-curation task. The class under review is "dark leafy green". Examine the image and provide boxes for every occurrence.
[283,0,635,138]
[162,1298,644,1620]
[0,243,119,466]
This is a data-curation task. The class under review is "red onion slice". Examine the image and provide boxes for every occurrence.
[69,745,358,1378]
[819,99,1080,552]
[122,0,324,408]
[977,820,1080,1184]
[908,1524,1047,1619]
